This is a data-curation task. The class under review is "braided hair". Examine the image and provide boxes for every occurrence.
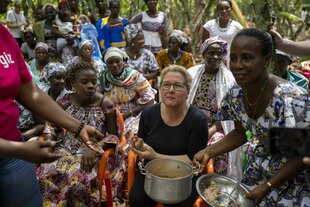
[233,28,273,56]
[64,62,97,90]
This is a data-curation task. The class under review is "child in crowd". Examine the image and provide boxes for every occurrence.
[55,9,76,51]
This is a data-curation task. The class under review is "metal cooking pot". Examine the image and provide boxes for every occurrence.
[139,158,200,204]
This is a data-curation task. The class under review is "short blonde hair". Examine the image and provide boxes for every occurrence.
[160,65,192,90]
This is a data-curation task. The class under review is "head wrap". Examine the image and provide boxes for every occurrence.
[169,30,189,45]
[79,40,93,50]
[103,47,129,63]
[80,24,102,59]
[200,36,227,56]
[43,3,57,14]
[124,24,142,43]
[42,62,66,83]
[35,42,49,52]
[276,49,294,63]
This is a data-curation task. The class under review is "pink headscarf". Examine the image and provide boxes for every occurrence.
[200,36,228,56]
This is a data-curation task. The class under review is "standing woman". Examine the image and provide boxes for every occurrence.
[28,42,50,90]
[96,0,129,51]
[0,0,105,206]
[100,47,156,134]
[201,0,243,57]
[188,36,242,179]
[156,30,194,73]
[130,0,168,56]
[194,28,310,206]
[124,24,158,80]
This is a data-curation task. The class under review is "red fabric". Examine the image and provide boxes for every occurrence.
[301,70,310,90]
[0,23,32,141]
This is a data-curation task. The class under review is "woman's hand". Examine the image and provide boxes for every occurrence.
[17,140,61,163]
[131,137,158,160]
[269,29,283,49]
[81,148,98,172]
[303,157,310,165]
[246,183,270,205]
[78,125,105,154]
[193,148,211,166]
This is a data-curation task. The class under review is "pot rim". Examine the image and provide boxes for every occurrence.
[144,158,194,180]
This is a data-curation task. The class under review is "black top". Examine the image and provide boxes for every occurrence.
[138,103,209,160]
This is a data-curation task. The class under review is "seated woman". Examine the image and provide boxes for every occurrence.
[188,36,242,179]
[100,47,156,134]
[194,28,310,206]
[65,40,105,76]
[36,62,127,206]
[28,42,50,90]
[129,65,209,207]
[124,23,158,81]
[42,62,68,100]
[156,30,194,73]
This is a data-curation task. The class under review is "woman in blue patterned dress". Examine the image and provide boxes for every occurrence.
[194,28,310,206]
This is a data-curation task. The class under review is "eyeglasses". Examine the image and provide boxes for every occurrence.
[161,82,186,91]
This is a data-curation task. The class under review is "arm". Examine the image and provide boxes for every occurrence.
[144,70,158,80]
[193,121,247,165]
[269,29,310,58]
[0,138,61,163]
[201,28,210,44]
[22,113,45,140]
[17,81,104,153]
[246,158,306,205]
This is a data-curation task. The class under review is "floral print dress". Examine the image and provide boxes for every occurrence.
[216,82,310,206]
[192,73,228,175]
[36,94,127,206]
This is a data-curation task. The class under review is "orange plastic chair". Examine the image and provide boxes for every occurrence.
[127,151,214,207]
[98,109,126,207]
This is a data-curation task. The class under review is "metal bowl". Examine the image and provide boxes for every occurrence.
[196,174,255,207]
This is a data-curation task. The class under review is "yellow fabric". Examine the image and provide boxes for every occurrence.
[156,49,194,72]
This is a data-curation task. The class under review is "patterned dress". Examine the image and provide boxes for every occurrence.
[130,11,168,54]
[192,73,228,175]
[216,83,310,206]
[126,48,158,75]
[36,94,127,206]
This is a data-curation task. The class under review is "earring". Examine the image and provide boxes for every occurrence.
[131,43,135,47]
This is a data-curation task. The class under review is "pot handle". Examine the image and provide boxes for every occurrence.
[192,161,201,176]
[138,161,148,176]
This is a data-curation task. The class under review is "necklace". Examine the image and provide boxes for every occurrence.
[216,18,231,32]
[168,50,182,64]
[244,77,269,141]
[244,77,268,108]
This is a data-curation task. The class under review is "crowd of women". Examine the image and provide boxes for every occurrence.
[1,0,310,206]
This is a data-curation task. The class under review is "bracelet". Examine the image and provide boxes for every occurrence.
[74,121,85,137]
[266,181,273,189]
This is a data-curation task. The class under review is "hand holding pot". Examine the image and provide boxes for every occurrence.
[131,137,158,160]
[193,148,211,167]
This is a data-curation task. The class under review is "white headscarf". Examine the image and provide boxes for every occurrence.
[103,47,129,63]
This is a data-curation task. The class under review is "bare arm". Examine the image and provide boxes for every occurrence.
[194,121,246,165]
[17,81,80,133]
[201,28,210,44]
[270,30,310,58]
